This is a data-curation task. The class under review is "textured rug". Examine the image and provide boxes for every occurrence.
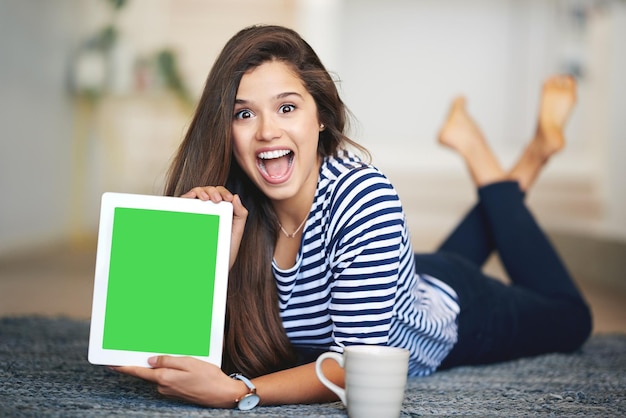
[0,316,624,417]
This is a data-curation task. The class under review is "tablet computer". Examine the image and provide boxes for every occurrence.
[88,192,232,368]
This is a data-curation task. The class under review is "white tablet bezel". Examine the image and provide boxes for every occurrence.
[88,192,232,368]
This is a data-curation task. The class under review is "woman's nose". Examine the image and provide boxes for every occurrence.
[256,116,281,141]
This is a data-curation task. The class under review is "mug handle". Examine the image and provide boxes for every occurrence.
[315,352,346,406]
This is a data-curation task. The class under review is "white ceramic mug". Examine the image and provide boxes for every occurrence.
[315,345,409,418]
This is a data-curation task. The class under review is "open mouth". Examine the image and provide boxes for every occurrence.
[256,149,294,182]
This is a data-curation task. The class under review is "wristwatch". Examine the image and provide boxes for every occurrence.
[230,373,260,410]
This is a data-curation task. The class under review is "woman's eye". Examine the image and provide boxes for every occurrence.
[279,104,296,114]
[234,109,253,120]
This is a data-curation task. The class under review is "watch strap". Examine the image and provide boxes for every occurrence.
[230,373,256,393]
[230,373,259,410]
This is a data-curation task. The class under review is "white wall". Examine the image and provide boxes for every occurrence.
[0,0,80,254]
[306,0,623,245]
[588,1,626,240]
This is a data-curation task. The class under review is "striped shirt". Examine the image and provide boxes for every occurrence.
[273,150,459,376]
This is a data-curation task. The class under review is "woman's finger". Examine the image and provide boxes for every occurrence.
[148,355,193,370]
[181,186,235,203]
[231,194,248,220]
[111,365,160,382]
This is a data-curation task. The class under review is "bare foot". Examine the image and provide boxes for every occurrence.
[438,97,487,155]
[438,96,505,187]
[508,75,577,191]
[534,75,577,157]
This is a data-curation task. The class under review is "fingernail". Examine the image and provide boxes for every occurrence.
[148,356,157,366]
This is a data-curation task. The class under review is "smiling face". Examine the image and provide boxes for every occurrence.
[231,60,323,205]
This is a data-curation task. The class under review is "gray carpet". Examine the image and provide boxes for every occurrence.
[0,317,624,417]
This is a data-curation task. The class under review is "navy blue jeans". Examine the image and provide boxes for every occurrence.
[414,181,592,368]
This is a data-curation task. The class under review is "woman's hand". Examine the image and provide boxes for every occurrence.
[181,186,248,270]
[113,357,345,407]
[111,356,246,408]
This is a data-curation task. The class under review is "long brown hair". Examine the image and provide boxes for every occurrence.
[165,25,366,377]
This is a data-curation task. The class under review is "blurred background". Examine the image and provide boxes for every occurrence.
[0,0,624,331]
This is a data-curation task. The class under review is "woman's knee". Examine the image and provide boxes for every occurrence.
[559,298,593,352]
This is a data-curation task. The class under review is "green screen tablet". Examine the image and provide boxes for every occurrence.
[88,192,232,367]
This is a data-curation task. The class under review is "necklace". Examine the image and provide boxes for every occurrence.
[278,215,308,238]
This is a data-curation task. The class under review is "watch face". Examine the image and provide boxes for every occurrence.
[238,393,260,411]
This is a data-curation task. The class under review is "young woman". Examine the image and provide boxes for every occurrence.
[113,25,591,409]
